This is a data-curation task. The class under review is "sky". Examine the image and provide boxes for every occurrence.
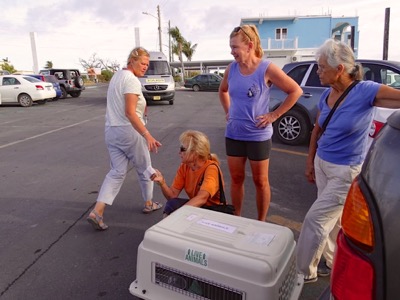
[1,0,399,72]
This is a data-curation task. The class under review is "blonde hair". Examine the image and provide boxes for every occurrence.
[230,24,264,58]
[180,130,220,164]
[316,39,363,80]
[127,47,150,65]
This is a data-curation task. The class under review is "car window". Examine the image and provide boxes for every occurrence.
[287,65,309,85]
[70,71,77,78]
[199,75,207,82]
[45,75,57,83]
[305,64,325,87]
[54,72,64,79]
[2,77,20,85]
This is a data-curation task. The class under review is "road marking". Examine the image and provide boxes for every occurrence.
[272,147,308,157]
[268,214,303,233]
[0,116,103,150]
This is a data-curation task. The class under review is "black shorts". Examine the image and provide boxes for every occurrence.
[225,138,272,161]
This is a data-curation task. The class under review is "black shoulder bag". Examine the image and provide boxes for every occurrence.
[199,164,235,215]
[319,80,360,138]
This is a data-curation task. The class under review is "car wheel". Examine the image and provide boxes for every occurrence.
[169,100,174,105]
[193,85,200,92]
[273,109,311,145]
[69,91,81,98]
[18,94,33,107]
[60,86,68,99]
[74,76,84,88]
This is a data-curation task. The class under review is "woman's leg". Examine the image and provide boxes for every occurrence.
[249,159,270,221]
[227,155,247,216]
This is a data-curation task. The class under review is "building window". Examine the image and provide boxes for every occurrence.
[275,28,287,40]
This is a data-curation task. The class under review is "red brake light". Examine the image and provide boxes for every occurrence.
[331,231,374,300]
[35,85,44,90]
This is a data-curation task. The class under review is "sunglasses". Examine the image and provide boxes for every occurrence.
[233,26,252,41]
[179,146,187,152]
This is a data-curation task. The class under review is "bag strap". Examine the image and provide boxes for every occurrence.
[320,80,360,136]
[198,163,226,205]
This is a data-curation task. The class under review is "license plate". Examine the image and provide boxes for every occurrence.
[153,96,161,100]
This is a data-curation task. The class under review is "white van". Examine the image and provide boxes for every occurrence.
[139,51,175,105]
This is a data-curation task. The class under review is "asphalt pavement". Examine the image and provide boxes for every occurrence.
[0,84,329,299]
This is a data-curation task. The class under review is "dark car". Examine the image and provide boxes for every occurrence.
[270,59,400,145]
[319,110,400,300]
[184,74,222,91]
[26,74,62,100]
[39,68,85,99]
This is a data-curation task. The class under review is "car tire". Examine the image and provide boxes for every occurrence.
[193,85,200,92]
[60,86,68,99]
[74,76,84,88]
[18,94,33,107]
[69,91,81,98]
[273,108,311,145]
[37,99,47,105]
[169,100,174,105]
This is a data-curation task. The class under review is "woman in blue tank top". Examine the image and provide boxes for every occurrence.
[219,25,302,221]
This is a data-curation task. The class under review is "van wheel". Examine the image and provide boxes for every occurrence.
[169,100,174,105]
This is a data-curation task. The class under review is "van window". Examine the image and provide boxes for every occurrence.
[146,61,171,76]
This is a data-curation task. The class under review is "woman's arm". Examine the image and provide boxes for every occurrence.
[151,169,180,200]
[374,84,400,108]
[305,111,322,183]
[256,63,303,127]
[125,93,161,152]
[218,64,231,120]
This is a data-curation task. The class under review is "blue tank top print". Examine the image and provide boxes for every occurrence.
[226,60,272,141]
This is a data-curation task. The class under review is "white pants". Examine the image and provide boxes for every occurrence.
[97,126,153,205]
[296,154,361,279]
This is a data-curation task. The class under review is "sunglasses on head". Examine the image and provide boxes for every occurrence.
[180,146,187,152]
[233,26,252,41]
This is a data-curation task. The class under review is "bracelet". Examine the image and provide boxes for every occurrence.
[142,130,149,137]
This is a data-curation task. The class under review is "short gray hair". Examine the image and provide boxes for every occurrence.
[316,39,363,80]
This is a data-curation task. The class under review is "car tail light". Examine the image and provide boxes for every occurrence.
[369,120,385,138]
[35,85,45,90]
[331,230,374,300]
[341,179,374,251]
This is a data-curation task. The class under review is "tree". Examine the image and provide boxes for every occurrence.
[1,58,17,74]
[168,26,185,83]
[44,61,53,69]
[182,41,198,62]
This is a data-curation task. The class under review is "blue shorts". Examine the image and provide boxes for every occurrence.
[163,198,189,215]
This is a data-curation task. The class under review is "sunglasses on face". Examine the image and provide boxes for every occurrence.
[233,26,252,41]
[179,146,187,152]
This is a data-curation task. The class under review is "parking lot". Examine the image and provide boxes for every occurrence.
[0,84,329,299]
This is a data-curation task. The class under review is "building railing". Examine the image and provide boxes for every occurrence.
[261,38,299,50]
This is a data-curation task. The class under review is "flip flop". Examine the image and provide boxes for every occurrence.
[142,202,163,214]
[87,210,108,231]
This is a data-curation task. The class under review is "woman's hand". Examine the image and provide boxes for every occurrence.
[150,169,164,185]
[256,112,278,128]
[305,161,316,183]
[144,133,162,153]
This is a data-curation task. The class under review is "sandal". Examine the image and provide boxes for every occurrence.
[87,210,108,231]
[142,202,163,214]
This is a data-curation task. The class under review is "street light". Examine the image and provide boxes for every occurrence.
[142,5,162,53]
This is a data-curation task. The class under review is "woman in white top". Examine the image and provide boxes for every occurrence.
[87,47,163,231]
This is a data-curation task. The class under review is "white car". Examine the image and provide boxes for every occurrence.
[367,107,398,149]
[0,75,56,107]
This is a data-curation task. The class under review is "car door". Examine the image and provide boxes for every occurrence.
[198,75,208,90]
[0,77,18,103]
[209,75,221,90]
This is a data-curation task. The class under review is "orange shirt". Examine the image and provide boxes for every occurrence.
[171,160,223,206]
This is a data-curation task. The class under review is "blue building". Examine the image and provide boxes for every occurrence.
[241,14,359,67]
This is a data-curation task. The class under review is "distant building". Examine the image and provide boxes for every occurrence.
[241,14,359,67]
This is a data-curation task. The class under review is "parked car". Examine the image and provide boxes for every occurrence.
[270,59,400,145]
[184,74,222,91]
[0,75,56,107]
[26,74,62,100]
[39,68,85,99]
[319,110,400,300]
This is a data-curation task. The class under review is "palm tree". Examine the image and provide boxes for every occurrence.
[168,26,185,83]
[45,61,53,69]
[182,41,198,62]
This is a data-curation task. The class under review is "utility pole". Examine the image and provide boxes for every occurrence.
[382,7,390,60]
[157,5,162,53]
[168,20,172,62]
